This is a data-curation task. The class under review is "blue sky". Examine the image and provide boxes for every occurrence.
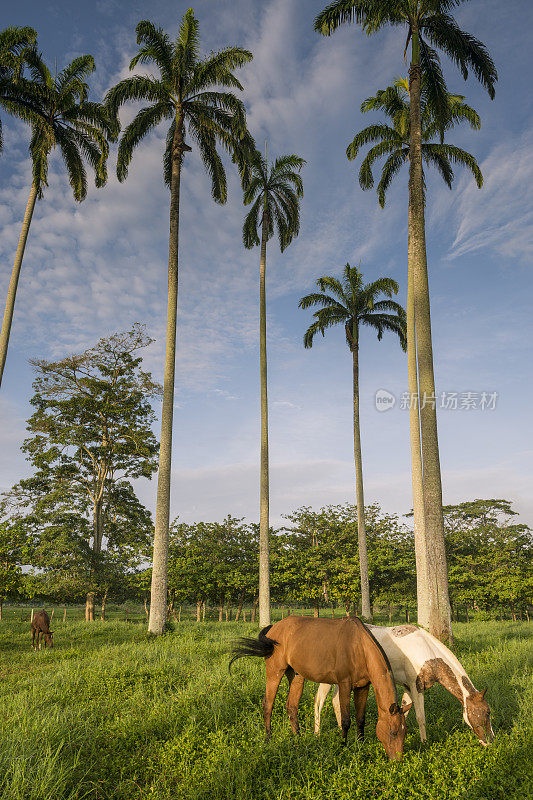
[1,0,532,528]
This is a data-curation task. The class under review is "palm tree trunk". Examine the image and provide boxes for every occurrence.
[409,29,451,640]
[352,338,371,620]
[258,214,271,627]
[407,202,429,628]
[148,122,183,636]
[0,181,38,388]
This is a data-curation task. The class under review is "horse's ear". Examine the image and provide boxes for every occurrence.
[401,702,413,714]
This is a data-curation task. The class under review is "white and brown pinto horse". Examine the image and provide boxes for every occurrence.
[314,624,494,745]
[231,616,410,760]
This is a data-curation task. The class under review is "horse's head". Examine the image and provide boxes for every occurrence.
[44,631,53,648]
[464,688,493,745]
[376,701,411,760]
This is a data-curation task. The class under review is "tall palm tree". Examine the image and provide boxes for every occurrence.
[242,147,305,627]
[299,263,406,619]
[106,11,254,635]
[314,0,497,640]
[347,77,483,627]
[0,25,37,156]
[0,50,113,388]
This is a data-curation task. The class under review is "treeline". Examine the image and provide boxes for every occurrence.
[3,498,530,621]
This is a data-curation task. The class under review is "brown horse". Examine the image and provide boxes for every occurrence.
[31,610,53,650]
[231,616,410,760]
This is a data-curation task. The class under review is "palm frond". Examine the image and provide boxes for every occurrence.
[347,124,400,160]
[131,20,173,82]
[242,195,262,249]
[426,142,483,187]
[422,13,497,98]
[117,102,171,182]
[376,149,406,207]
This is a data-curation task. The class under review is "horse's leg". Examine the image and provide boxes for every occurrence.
[286,674,305,735]
[263,660,286,741]
[401,689,413,719]
[32,628,36,650]
[38,630,42,651]
[314,683,332,734]
[331,685,342,728]
[337,680,352,744]
[410,687,426,742]
[353,684,370,741]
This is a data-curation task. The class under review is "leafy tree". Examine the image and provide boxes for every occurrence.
[299,263,406,619]
[347,76,482,627]
[242,148,304,626]
[314,0,497,640]
[0,49,114,387]
[0,506,28,619]
[106,11,254,635]
[3,326,160,618]
[443,499,533,616]
[0,25,37,155]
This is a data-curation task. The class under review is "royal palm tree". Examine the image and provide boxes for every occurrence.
[0,50,113,388]
[315,0,497,640]
[348,77,483,627]
[242,147,305,627]
[299,263,406,619]
[106,11,254,635]
[0,25,37,155]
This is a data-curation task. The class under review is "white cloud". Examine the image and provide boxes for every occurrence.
[435,129,533,263]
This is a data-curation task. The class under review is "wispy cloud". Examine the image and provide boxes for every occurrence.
[435,129,533,263]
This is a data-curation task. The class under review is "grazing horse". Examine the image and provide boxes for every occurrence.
[31,610,54,650]
[231,616,410,760]
[314,624,494,745]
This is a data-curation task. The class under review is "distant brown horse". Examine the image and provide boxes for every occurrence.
[231,616,410,760]
[31,610,53,650]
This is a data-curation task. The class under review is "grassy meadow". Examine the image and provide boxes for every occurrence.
[0,615,532,800]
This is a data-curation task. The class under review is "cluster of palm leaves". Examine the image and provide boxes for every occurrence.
[0,1,497,640]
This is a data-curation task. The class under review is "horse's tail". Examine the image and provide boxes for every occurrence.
[229,625,278,670]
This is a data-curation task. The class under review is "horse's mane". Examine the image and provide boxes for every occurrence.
[352,617,397,695]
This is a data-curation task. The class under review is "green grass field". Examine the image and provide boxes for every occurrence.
[0,616,531,800]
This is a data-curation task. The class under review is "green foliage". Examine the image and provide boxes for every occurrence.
[299,262,406,351]
[443,499,533,613]
[0,510,28,607]
[2,326,160,602]
[273,504,417,611]
[105,10,254,197]
[314,1,497,114]
[242,150,305,251]
[0,25,37,153]
[2,46,115,198]
[167,516,259,607]
[0,619,531,799]
[348,76,483,206]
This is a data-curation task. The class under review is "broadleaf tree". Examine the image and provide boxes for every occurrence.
[2,326,160,619]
